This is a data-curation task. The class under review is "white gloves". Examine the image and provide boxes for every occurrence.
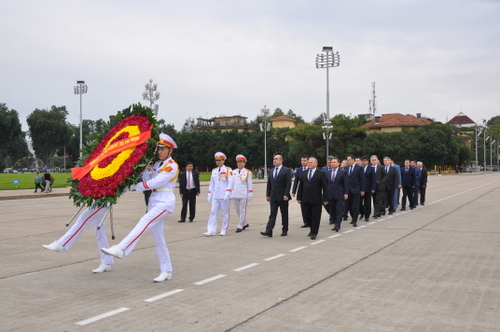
[207,196,212,203]
[248,194,253,201]
[223,193,231,201]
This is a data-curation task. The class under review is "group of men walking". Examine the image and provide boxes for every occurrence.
[260,154,428,240]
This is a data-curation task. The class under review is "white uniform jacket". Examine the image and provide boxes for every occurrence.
[232,168,253,200]
[208,165,234,200]
[136,158,179,213]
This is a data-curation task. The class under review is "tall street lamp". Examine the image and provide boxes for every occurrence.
[74,80,88,158]
[484,134,489,173]
[316,46,340,159]
[260,105,270,180]
[490,139,495,169]
[142,79,160,115]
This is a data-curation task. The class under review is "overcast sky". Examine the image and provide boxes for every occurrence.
[2,0,499,132]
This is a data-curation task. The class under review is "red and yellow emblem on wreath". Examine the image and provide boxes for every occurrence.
[71,114,152,199]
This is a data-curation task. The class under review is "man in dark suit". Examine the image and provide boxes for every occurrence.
[261,155,292,237]
[418,162,428,205]
[371,155,387,218]
[400,159,415,211]
[297,157,328,240]
[291,155,309,228]
[382,157,399,215]
[360,156,376,221]
[326,157,349,232]
[321,156,333,172]
[344,155,365,227]
[178,161,200,222]
[411,160,421,209]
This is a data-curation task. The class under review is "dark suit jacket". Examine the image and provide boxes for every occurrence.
[413,167,421,187]
[381,166,398,191]
[267,166,292,201]
[363,165,377,192]
[292,166,307,195]
[345,164,366,194]
[419,168,428,186]
[372,164,387,192]
[400,166,415,187]
[326,168,349,200]
[178,170,200,195]
[297,169,328,204]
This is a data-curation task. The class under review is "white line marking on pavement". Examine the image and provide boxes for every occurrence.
[233,263,259,272]
[367,222,376,225]
[194,274,226,285]
[343,230,354,234]
[311,239,325,245]
[144,289,184,302]
[264,253,285,261]
[290,246,307,252]
[328,234,341,239]
[75,307,130,326]
[358,225,366,229]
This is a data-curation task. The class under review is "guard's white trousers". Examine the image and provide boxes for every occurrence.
[207,199,230,233]
[117,205,173,272]
[233,198,249,229]
[58,207,114,265]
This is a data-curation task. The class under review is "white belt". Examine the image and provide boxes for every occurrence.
[152,188,174,192]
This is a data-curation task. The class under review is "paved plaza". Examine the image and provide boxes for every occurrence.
[0,173,499,331]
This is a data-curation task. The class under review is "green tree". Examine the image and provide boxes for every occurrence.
[0,104,27,171]
[27,105,72,167]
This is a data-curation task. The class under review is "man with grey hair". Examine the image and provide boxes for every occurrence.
[296,157,328,239]
[321,156,334,172]
[417,161,428,205]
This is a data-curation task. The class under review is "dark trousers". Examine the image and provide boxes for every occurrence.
[385,189,395,212]
[401,186,412,209]
[374,190,386,216]
[180,189,197,221]
[419,186,426,204]
[412,186,420,207]
[302,202,323,235]
[301,203,309,226]
[34,183,43,192]
[329,197,344,229]
[266,200,289,233]
[346,193,361,221]
[360,191,372,219]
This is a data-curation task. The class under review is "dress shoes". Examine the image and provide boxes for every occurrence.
[365,217,370,221]
[310,234,317,240]
[420,203,425,206]
[400,208,406,211]
[178,219,186,223]
[300,224,309,228]
[153,271,172,283]
[307,232,312,236]
[203,232,216,236]
[42,240,65,252]
[236,228,242,233]
[343,216,348,221]
[281,231,287,236]
[92,263,111,273]
[388,211,393,215]
[332,226,339,232]
[243,224,249,229]
[353,223,358,227]
[329,221,334,225]
[101,245,124,258]
[189,219,194,222]
[220,231,227,236]
[260,231,273,237]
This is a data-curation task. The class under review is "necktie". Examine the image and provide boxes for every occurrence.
[159,161,164,167]
[332,169,336,181]
[349,166,353,175]
[274,167,279,179]
[386,166,389,173]
[218,167,221,173]
[308,170,312,181]
[406,167,409,172]
[187,171,191,189]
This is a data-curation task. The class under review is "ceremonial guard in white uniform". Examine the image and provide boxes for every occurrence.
[102,133,179,283]
[42,205,114,273]
[204,152,234,236]
[232,154,253,232]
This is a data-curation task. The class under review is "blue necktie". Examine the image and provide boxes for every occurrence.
[308,170,312,181]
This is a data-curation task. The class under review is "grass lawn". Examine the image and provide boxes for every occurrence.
[0,173,72,190]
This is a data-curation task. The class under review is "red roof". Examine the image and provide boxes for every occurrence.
[271,115,295,122]
[364,113,432,128]
[447,112,476,125]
